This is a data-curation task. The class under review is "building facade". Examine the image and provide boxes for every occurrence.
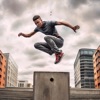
[74,48,95,88]
[0,50,6,88]
[93,46,100,89]
[18,80,33,88]
[4,53,18,87]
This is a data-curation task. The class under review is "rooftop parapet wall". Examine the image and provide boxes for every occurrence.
[0,87,100,100]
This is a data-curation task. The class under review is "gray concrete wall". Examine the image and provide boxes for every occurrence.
[0,87,33,100]
[70,88,100,100]
[33,72,70,100]
[0,87,100,100]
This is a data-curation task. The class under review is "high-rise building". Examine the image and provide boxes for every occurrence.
[4,53,18,87]
[93,46,100,89]
[0,50,6,88]
[18,80,33,88]
[74,48,95,88]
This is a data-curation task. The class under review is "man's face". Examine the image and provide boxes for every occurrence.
[34,18,43,28]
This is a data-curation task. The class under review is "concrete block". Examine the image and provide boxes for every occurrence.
[33,72,70,100]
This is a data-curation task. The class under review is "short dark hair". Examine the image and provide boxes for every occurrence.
[33,15,41,21]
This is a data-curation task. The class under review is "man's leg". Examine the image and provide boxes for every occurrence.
[44,35,64,64]
[34,42,54,55]
[44,35,63,53]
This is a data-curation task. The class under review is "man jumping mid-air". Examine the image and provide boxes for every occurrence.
[18,15,80,64]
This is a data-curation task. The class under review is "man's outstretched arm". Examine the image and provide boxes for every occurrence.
[56,21,80,32]
[18,31,36,38]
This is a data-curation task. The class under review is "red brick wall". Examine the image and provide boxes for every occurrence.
[0,50,6,88]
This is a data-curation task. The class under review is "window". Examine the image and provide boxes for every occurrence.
[27,84,30,87]
[85,86,90,88]
[4,71,5,74]
[0,75,2,78]
[20,83,24,87]
[80,55,92,59]
[98,83,100,86]
[0,68,2,72]
[80,51,84,55]
[84,50,88,55]
[89,51,94,55]
[0,54,3,59]
[0,62,2,67]
[96,62,100,67]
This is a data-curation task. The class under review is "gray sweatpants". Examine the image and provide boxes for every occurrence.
[34,35,64,55]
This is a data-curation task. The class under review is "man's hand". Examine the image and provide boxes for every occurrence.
[18,32,24,37]
[73,25,80,33]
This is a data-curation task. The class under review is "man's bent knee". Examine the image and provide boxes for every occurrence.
[44,36,51,41]
[34,43,40,49]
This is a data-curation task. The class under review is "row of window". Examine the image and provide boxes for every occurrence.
[8,76,17,84]
[80,69,93,72]
[80,59,93,62]
[80,56,93,59]
[80,50,94,55]
[7,82,15,87]
[81,85,95,88]
[80,66,93,70]
[80,63,93,66]
[75,82,95,88]
[81,71,94,74]
[81,79,94,82]
[81,75,94,77]
[81,83,94,86]
[81,75,94,78]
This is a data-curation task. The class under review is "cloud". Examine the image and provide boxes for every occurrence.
[19,70,33,76]
[1,0,27,16]
[23,48,51,68]
[82,6,100,22]
[24,48,42,60]
[31,62,47,68]
[0,25,5,36]
[93,25,100,35]
[1,0,53,17]
[27,0,47,7]
[0,12,4,21]
[90,0,100,2]
[11,18,32,31]
[72,34,97,48]
[68,0,88,9]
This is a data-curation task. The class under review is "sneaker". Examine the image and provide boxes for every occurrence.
[54,51,64,64]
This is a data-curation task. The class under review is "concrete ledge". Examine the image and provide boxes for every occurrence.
[33,71,70,100]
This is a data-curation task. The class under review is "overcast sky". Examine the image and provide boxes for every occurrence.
[0,0,100,87]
